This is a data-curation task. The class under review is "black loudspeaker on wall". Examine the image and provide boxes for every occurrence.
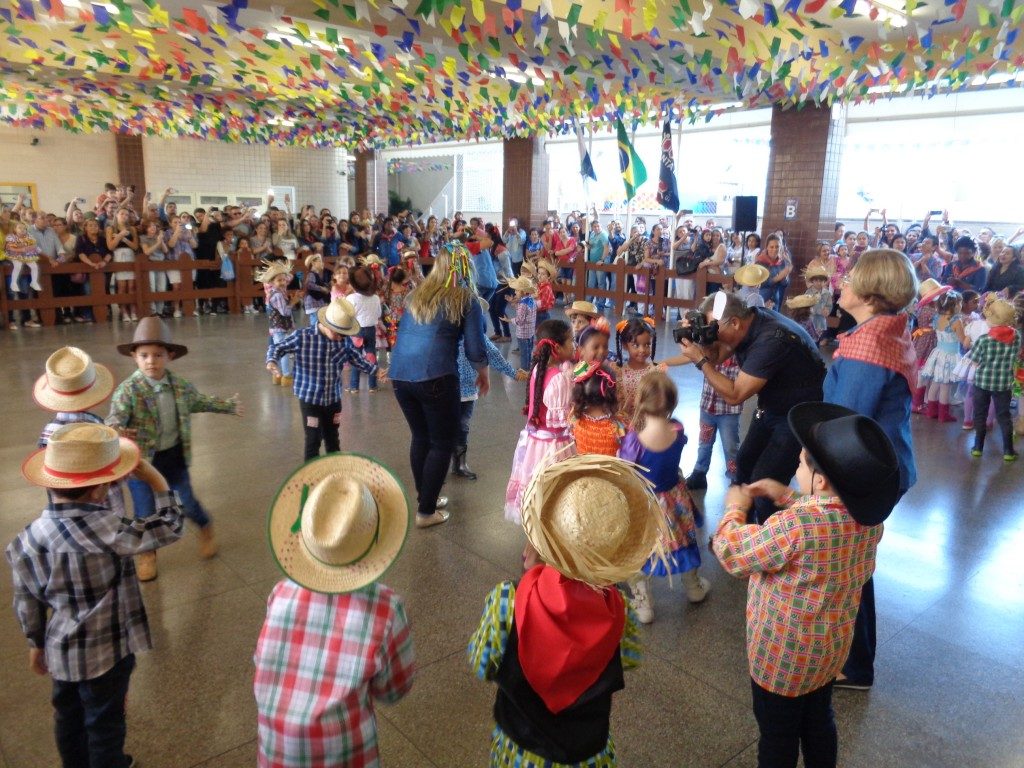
[732,196,758,232]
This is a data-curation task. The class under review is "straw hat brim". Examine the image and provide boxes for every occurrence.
[267,453,411,594]
[22,438,140,489]
[316,304,360,336]
[521,455,668,588]
[733,265,770,287]
[786,296,818,309]
[567,303,600,318]
[916,285,951,310]
[32,362,114,413]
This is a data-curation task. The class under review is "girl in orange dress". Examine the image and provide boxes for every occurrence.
[570,362,625,457]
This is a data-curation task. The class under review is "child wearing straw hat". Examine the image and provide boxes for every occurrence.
[7,423,184,768]
[470,455,669,768]
[255,453,415,767]
[784,294,820,343]
[108,316,242,581]
[506,274,538,372]
[257,260,302,386]
[33,346,130,517]
[267,297,382,462]
[566,299,601,338]
[732,264,769,309]
[713,403,899,768]
[802,265,834,342]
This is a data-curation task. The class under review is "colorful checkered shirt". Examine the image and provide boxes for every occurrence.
[6,491,183,682]
[699,357,743,415]
[712,495,882,696]
[967,329,1021,392]
[266,324,377,405]
[254,580,415,768]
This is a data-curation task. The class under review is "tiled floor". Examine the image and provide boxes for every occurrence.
[1,314,1022,767]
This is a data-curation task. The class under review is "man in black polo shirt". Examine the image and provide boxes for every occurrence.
[677,291,825,523]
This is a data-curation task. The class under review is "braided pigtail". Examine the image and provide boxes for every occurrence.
[525,319,572,427]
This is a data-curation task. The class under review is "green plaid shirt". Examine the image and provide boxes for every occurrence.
[107,369,237,463]
[968,330,1021,392]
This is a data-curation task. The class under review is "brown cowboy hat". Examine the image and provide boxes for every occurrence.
[116,316,188,358]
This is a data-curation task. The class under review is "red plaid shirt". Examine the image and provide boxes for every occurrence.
[700,357,743,415]
[254,580,415,768]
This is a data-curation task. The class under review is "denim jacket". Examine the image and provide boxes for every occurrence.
[389,299,487,382]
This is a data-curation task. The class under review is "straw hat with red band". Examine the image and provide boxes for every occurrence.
[916,278,952,309]
[33,347,114,413]
[23,423,140,489]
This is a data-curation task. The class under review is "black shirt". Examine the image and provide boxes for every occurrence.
[984,261,1024,297]
[733,308,825,414]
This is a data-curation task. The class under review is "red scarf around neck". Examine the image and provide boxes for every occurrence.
[834,313,918,390]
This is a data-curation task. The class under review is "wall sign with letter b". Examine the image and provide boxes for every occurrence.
[784,199,798,220]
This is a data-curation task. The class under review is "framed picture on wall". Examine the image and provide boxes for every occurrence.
[0,182,37,209]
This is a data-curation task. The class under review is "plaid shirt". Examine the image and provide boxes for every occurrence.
[40,411,128,519]
[700,357,743,415]
[713,495,882,696]
[968,329,1021,391]
[6,491,184,682]
[266,325,377,405]
[107,369,237,463]
[254,580,415,768]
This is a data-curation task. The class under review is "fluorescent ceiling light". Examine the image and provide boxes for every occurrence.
[852,0,908,26]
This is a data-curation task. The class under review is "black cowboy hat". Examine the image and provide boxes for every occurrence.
[787,403,900,527]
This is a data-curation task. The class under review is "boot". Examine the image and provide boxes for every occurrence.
[685,470,707,490]
[136,551,158,581]
[197,525,218,559]
[628,576,654,624]
[911,386,926,413]
[271,372,282,386]
[923,400,938,419]
[682,569,711,604]
[281,375,294,387]
[452,445,477,480]
[937,403,956,423]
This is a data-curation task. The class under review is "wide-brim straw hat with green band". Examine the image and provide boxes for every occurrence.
[521,454,669,588]
[267,453,411,594]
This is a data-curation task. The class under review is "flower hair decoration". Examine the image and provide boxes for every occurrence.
[442,241,473,288]
[572,362,617,397]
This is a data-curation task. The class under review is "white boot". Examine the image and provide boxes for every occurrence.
[682,569,710,604]
[629,575,654,624]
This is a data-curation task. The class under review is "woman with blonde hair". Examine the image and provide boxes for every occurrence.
[389,242,490,529]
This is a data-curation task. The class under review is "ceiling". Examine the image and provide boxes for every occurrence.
[0,0,1021,148]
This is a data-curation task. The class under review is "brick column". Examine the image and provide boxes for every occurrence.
[354,150,388,214]
[761,104,846,293]
[114,135,146,211]
[503,136,549,229]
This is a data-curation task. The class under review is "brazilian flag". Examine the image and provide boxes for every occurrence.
[616,117,648,202]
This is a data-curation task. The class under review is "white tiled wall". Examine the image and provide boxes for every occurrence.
[0,126,117,213]
[143,137,271,201]
[269,145,349,216]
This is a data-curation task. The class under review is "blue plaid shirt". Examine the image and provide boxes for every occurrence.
[267,325,377,405]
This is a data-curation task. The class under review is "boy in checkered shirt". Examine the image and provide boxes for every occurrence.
[966,298,1021,461]
[713,403,899,768]
[686,356,742,493]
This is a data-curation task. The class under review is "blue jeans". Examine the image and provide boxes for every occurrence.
[586,265,602,304]
[349,327,377,390]
[393,375,460,516]
[751,679,836,768]
[693,411,740,478]
[489,286,511,337]
[518,337,534,372]
[458,399,475,446]
[127,443,210,527]
[53,653,135,768]
[269,329,293,377]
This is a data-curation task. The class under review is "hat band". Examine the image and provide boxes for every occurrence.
[47,379,95,396]
[44,457,120,482]
[301,515,380,569]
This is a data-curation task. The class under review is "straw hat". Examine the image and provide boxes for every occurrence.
[733,263,770,287]
[916,277,951,309]
[535,259,558,278]
[22,423,140,489]
[267,454,410,593]
[505,275,535,294]
[567,300,600,318]
[983,298,1016,327]
[521,455,669,588]
[316,297,360,336]
[785,294,818,309]
[520,261,537,277]
[116,316,188,358]
[361,254,386,267]
[255,260,293,284]
[304,252,323,270]
[33,347,114,413]
[803,265,831,282]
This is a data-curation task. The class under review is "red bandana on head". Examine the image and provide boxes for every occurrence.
[514,564,625,714]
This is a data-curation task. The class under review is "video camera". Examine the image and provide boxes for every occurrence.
[673,310,719,346]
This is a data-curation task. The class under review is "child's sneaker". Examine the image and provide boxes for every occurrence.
[197,525,218,558]
[1004,451,1018,463]
[962,421,974,430]
[629,576,654,624]
[971,441,983,457]
[682,570,710,603]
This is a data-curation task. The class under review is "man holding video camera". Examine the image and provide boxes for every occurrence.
[676,292,825,524]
